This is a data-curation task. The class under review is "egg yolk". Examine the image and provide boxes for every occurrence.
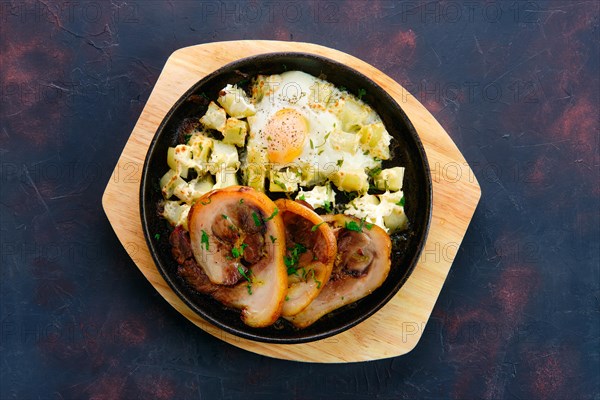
[264,108,308,164]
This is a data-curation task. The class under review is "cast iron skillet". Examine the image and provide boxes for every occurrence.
[140,52,432,344]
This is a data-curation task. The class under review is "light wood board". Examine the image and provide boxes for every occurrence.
[102,40,481,363]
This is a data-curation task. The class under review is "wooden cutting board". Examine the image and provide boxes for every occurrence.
[102,40,481,363]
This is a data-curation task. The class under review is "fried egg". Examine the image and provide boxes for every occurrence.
[244,71,379,185]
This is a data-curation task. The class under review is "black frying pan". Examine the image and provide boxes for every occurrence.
[140,52,432,344]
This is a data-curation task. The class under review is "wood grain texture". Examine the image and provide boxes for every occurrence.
[102,40,481,363]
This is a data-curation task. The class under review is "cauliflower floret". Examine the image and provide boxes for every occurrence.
[217,84,256,118]
[344,191,408,232]
[344,194,385,229]
[200,101,227,132]
[160,169,185,199]
[379,191,408,232]
[296,184,336,211]
[173,175,214,203]
[161,201,191,230]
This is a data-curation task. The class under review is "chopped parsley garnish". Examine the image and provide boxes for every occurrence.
[299,194,306,201]
[239,199,244,204]
[286,266,297,275]
[345,218,373,232]
[284,243,307,275]
[337,159,344,167]
[184,134,192,144]
[221,214,229,219]
[313,133,331,149]
[201,230,210,250]
[357,88,367,100]
[251,212,262,226]
[231,243,248,258]
[274,180,288,190]
[200,198,211,205]
[396,196,405,207]
[345,220,362,232]
[311,222,325,232]
[237,265,251,282]
[246,283,253,295]
[154,233,160,240]
[322,200,333,213]
[270,235,277,243]
[265,207,279,221]
[306,268,322,288]
[285,296,290,301]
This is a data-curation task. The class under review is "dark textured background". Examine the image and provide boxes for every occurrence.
[1,1,599,399]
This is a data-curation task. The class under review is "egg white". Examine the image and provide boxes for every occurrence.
[244,71,378,184]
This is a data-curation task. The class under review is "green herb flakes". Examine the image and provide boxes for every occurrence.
[201,230,210,250]
[252,212,262,227]
[265,208,279,221]
[311,222,325,232]
[231,243,248,258]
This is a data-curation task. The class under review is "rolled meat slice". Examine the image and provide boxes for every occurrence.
[285,214,391,328]
[274,199,337,317]
[186,186,287,327]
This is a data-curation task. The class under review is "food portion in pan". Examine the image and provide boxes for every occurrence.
[158,71,409,328]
